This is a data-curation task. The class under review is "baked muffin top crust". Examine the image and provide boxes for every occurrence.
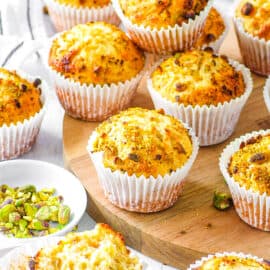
[194,7,225,47]
[91,107,193,178]
[54,0,110,8]
[196,255,270,269]
[235,0,270,40]
[33,224,142,270]
[0,68,42,127]
[228,134,270,195]
[49,22,145,85]
[150,50,245,106]
[118,0,209,29]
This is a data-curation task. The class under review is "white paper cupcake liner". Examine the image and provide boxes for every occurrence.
[263,77,270,113]
[0,71,47,161]
[44,0,120,32]
[199,5,230,53]
[188,252,268,269]
[112,0,213,54]
[219,129,270,231]
[48,66,145,121]
[147,59,253,146]
[87,123,199,213]
[233,17,270,76]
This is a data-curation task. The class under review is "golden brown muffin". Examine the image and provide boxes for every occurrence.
[54,0,110,8]
[228,134,270,195]
[118,0,209,29]
[196,255,270,270]
[32,224,142,270]
[194,7,225,47]
[91,107,193,178]
[151,50,245,106]
[235,0,270,40]
[49,22,145,85]
[0,68,42,127]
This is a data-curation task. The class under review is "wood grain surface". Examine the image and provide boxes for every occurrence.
[63,25,270,269]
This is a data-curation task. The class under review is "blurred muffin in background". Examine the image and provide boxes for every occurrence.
[44,0,120,32]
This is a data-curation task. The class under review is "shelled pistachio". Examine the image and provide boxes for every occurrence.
[0,184,71,238]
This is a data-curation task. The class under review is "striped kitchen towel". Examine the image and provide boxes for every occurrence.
[0,0,52,69]
[0,0,49,39]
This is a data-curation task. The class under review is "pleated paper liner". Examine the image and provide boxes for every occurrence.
[112,0,213,54]
[147,59,253,146]
[87,124,199,213]
[44,0,120,32]
[0,71,47,161]
[234,17,270,76]
[219,129,270,231]
[47,64,146,121]
[187,252,269,269]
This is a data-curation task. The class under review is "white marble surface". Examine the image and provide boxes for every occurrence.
[0,0,234,268]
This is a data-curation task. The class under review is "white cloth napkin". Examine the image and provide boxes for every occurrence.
[0,0,54,69]
[0,0,47,39]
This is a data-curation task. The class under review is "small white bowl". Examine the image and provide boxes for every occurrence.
[0,159,87,250]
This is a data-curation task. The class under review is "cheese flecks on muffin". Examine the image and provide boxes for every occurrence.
[235,0,270,40]
[118,0,209,29]
[0,68,42,127]
[49,22,145,85]
[228,134,270,195]
[31,224,142,270]
[151,50,245,106]
[196,255,270,270]
[54,0,110,8]
[194,7,225,47]
[91,107,193,178]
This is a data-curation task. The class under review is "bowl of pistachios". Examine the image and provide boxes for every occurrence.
[0,159,87,250]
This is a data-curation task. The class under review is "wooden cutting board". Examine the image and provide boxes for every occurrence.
[63,25,270,269]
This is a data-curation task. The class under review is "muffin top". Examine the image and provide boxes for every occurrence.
[228,134,270,195]
[194,7,225,47]
[150,50,245,106]
[196,255,270,269]
[34,224,142,270]
[235,0,270,40]
[54,0,110,8]
[118,0,209,29]
[91,107,193,178]
[49,22,145,85]
[0,68,42,127]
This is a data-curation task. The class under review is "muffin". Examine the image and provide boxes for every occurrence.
[147,49,253,146]
[194,7,228,52]
[188,252,270,269]
[112,0,213,54]
[263,77,270,113]
[0,68,46,160]
[10,224,142,270]
[220,129,270,231]
[87,107,199,212]
[44,0,120,32]
[234,0,270,75]
[47,22,145,121]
